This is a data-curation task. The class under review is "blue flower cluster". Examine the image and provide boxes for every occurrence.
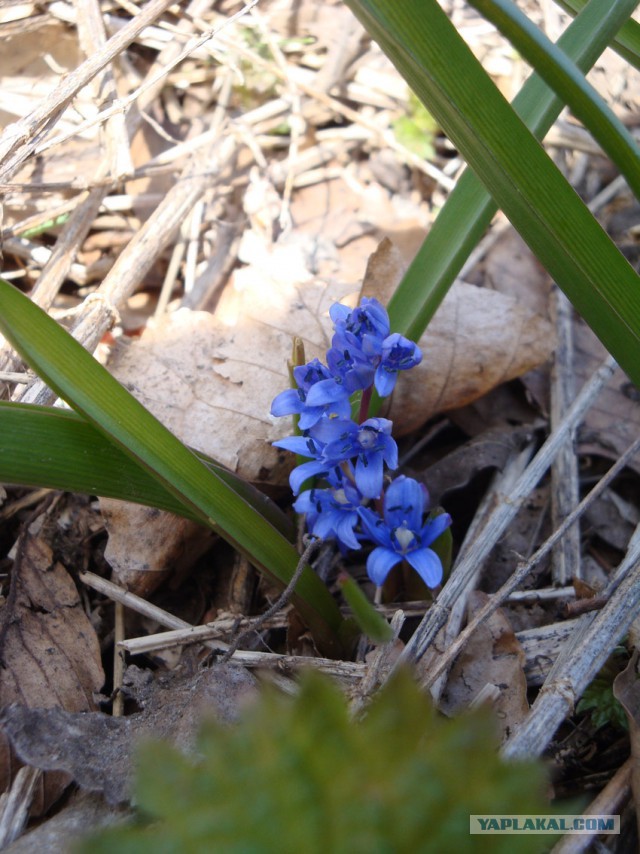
[271,297,451,590]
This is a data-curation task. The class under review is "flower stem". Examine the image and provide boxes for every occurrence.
[358,385,373,423]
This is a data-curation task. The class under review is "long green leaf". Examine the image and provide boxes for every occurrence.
[555,0,640,69]
[346,0,640,387]
[469,0,640,200]
[0,402,294,538]
[382,0,638,349]
[0,279,348,654]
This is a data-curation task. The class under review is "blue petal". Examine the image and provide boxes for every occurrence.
[374,366,398,398]
[420,513,452,547]
[270,388,303,417]
[331,513,362,551]
[366,547,402,586]
[297,407,324,431]
[273,435,318,456]
[355,452,383,499]
[289,460,328,495]
[405,548,443,588]
[305,378,347,406]
[293,359,331,390]
[384,476,424,531]
[381,436,398,470]
[309,417,356,445]
[358,507,392,549]
[330,302,351,326]
[293,489,320,515]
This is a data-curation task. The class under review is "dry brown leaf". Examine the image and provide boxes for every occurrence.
[417,425,534,505]
[363,239,555,433]
[484,228,551,316]
[574,317,640,476]
[439,591,530,742]
[0,532,104,815]
[100,504,213,598]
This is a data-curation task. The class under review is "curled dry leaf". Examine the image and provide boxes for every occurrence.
[0,533,104,816]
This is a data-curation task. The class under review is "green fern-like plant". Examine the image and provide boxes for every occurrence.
[577,650,629,732]
[79,671,556,853]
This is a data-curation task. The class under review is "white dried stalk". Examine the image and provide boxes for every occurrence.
[394,354,617,672]
[0,0,178,182]
[503,523,640,759]
[0,766,42,848]
[75,0,133,180]
[80,570,363,678]
[517,620,575,687]
[550,286,580,584]
[508,586,575,603]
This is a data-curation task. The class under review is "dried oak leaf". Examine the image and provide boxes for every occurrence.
[0,534,104,815]
[613,651,640,841]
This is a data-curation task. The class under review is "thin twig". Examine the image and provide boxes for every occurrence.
[550,285,580,583]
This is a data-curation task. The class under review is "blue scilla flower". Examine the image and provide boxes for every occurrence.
[330,297,390,357]
[375,332,423,397]
[293,469,365,552]
[310,416,398,499]
[327,298,422,397]
[270,358,350,430]
[358,475,451,588]
[326,298,389,393]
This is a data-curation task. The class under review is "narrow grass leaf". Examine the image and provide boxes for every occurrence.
[555,0,640,69]
[346,0,640,388]
[0,402,294,538]
[376,0,638,351]
[469,0,640,200]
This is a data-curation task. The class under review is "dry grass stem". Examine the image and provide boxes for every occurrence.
[550,286,580,584]
[550,758,633,854]
[503,523,640,759]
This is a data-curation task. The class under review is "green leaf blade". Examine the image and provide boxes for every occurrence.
[469,0,640,201]
[346,0,640,387]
